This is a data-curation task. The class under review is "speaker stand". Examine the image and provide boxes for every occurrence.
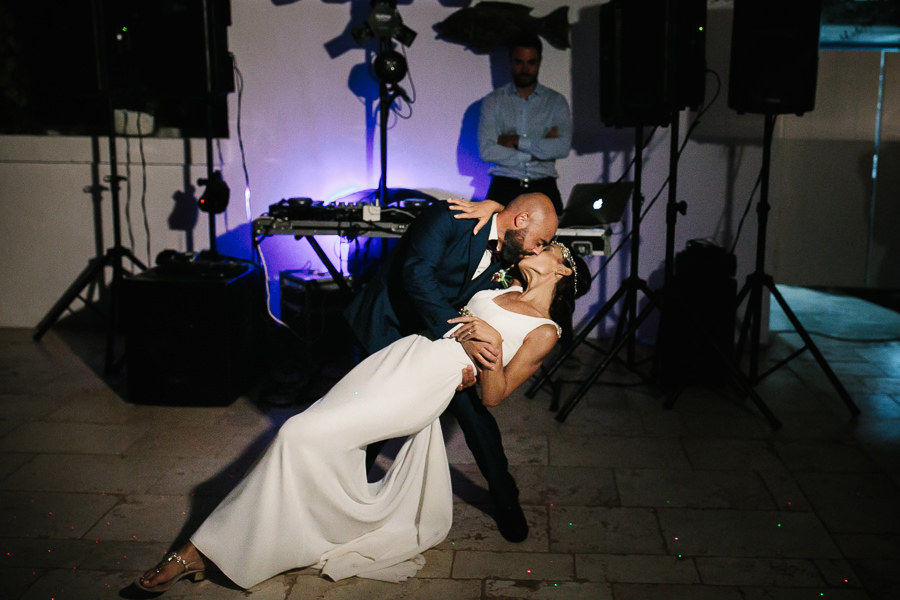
[654,114,781,429]
[549,125,661,422]
[33,1,147,375]
[735,113,860,417]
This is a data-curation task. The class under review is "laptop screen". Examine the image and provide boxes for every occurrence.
[559,182,634,228]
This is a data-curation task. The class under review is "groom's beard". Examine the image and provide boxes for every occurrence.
[500,229,527,264]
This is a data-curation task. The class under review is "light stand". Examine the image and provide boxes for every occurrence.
[735,113,860,417]
[352,0,416,207]
[196,0,233,256]
[33,0,147,375]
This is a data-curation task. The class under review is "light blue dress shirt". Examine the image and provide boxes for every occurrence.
[478,82,572,181]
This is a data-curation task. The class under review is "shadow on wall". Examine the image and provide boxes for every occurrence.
[456,99,491,200]
[454,47,514,200]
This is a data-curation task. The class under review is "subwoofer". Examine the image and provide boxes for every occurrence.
[122,260,263,405]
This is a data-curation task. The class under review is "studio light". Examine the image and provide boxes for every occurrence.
[198,170,230,215]
[373,49,407,83]
[351,0,417,47]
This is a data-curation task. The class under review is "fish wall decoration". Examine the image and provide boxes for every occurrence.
[433,1,570,54]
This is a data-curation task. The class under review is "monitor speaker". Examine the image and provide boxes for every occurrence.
[656,241,737,386]
[600,0,707,128]
[122,261,263,405]
[728,0,822,115]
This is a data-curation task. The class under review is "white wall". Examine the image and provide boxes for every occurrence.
[1,1,897,333]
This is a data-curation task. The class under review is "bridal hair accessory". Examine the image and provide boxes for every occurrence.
[492,267,512,288]
[550,241,578,296]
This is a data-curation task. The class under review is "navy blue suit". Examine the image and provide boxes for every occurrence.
[345,202,521,509]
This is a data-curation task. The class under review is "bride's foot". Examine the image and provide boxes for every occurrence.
[136,543,206,593]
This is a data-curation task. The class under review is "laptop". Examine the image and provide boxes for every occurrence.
[559,182,634,228]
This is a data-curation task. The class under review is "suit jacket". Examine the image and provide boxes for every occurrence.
[345,202,502,355]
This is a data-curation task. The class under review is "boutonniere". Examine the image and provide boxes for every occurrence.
[492,267,512,288]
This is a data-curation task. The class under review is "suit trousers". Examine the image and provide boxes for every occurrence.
[446,387,519,508]
[365,387,519,509]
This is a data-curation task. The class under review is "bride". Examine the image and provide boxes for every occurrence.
[136,240,587,593]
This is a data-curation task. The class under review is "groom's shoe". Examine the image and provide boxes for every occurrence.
[494,503,528,543]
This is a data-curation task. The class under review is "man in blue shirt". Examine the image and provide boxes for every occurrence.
[478,34,572,214]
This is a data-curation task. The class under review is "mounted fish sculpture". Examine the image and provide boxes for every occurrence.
[433,1,570,54]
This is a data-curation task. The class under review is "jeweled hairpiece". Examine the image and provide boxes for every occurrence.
[549,241,578,296]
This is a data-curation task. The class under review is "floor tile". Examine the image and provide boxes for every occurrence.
[616,468,775,509]
[657,509,842,558]
[0,491,118,539]
[549,506,664,554]
[451,550,574,580]
[576,553,699,584]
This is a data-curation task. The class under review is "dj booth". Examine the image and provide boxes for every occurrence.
[252,198,610,292]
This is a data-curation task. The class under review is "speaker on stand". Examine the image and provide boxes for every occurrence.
[542,0,715,422]
[727,0,860,418]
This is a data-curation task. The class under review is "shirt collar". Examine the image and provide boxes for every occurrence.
[504,82,545,98]
[489,214,499,242]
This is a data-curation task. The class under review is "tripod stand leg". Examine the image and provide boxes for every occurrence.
[766,279,860,416]
[556,295,659,422]
[34,254,110,341]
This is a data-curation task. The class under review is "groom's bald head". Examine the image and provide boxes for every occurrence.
[496,193,558,261]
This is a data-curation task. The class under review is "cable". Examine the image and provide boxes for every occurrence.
[137,114,150,265]
[586,69,723,284]
[123,112,136,257]
[255,240,292,330]
[729,168,763,256]
[234,55,252,226]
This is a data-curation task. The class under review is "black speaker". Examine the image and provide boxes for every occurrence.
[656,241,737,386]
[107,0,234,98]
[600,0,707,128]
[0,0,233,136]
[279,271,355,365]
[728,0,822,115]
[122,260,263,405]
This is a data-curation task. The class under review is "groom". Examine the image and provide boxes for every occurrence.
[344,193,558,542]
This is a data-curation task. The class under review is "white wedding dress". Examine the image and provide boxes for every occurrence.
[191,288,558,588]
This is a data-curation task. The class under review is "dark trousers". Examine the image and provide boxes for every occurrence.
[446,387,519,508]
[487,176,564,215]
[365,386,519,509]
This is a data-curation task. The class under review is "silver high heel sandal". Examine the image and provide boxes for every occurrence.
[135,551,206,593]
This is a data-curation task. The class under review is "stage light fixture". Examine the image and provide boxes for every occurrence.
[198,170,230,214]
[351,0,417,47]
[374,49,407,83]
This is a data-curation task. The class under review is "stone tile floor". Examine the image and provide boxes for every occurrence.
[2,288,899,599]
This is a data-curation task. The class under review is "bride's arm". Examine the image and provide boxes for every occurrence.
[479,325,558,406]
[446,198,504,234]
[448,316,558,406]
